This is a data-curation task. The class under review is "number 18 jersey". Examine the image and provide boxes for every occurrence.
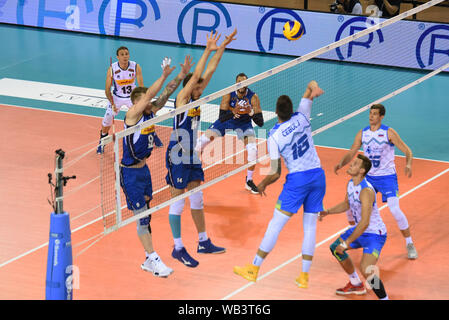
[267,98,321,173]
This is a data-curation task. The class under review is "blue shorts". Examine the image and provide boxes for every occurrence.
[276,168,326,214]
[208,119,254,140]
[366,174,399,202]
[120,165,153,211]
[166,147,204,189]
[340,227,387,258]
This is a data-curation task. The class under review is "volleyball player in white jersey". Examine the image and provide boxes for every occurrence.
[234,80,325,289]
[97,46,162,153]
[320,154,389,299]
[334,104,417,259]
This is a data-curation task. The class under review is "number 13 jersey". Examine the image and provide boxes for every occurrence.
[267,98,321,174]
[362,125,396,177]
[112,61,137,99]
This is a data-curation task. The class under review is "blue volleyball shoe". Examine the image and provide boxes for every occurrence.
[172,247,199,268]
[197,238,226,254]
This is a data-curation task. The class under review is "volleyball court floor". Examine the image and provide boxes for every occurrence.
[0,25,449,300]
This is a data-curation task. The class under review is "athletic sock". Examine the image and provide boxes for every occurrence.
[174,238,184,251]
[199,231,208,242]
[349,271,362,286]
[247,170,254,181]
[302,260,312,273]
[405,236,413,245]
[252,254,264,267]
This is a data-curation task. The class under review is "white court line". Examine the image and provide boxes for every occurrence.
[221,166,449,300]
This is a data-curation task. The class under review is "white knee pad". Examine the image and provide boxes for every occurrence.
[169,198,185,216]
[302,212,317,256]
[246,142,257,163]
[102,106,115,127]
[189,191,204,210]
[387,197,409,230]
[259,209,290,253]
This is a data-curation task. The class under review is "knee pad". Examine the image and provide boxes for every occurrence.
[134,206,151,235]
[387,197,409,230]
[189,191,203,210]
[302,212,317,256]
[102,106,115,127]
[169,198,185,216]
[330,238,349,262]
[246,142,257,163]
[259,209,290,253]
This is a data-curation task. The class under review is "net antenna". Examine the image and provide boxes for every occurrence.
[100,0,448,234]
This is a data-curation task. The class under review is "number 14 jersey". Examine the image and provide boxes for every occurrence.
[267,98,321,174]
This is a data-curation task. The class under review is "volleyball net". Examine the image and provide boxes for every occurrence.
[98,0,449,234]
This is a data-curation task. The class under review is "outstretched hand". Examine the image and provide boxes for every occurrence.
[206,30,221,51]
[161,57,175,77]
[310,86,324,99]
[180,55,194,77]
[220,28,237,48]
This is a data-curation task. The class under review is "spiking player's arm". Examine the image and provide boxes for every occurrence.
[334,130,363,174]
[334,188,374,254]
[388,127,413,177]
[318,194,350,221]
[151,56,194,113]
[136,64,144,87]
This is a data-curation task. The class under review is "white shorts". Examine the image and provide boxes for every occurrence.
[102,95,133,127]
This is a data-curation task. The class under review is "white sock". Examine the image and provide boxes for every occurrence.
[253,254,264,267]
[247,170,254,181]
[302,259,312,273]
[174,238,184,251]
[199,231,208,242]
[349,271,362,286]
[148,251,159,261]
[380,296,389,300]
[405,236,413,245]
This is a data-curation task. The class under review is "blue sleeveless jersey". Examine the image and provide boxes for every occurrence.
[168,98,201,156]
[121,112,156,166]
[228,88,255,123]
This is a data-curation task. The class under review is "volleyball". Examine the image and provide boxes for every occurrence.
[283,20,304,41]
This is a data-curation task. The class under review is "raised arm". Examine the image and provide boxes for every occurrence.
[200,29,237,89]
[334,130,363,175]
[126,63,175,123]
[151,55,194,114]
[298,80,324,119]
[388,127,413,177]
[176,31,220,106]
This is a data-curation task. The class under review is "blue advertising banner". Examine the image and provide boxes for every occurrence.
[0,0,448,71]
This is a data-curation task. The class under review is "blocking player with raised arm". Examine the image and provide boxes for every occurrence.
[97,46,162,154]
[334,104,417,259]
[234,81,325,289]
[119,56,193,277]
[195,72,264,193]
[320,154,389,299]
[166,29,237,268]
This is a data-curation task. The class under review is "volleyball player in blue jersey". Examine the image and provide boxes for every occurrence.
[196,72,264,194]
[166,29,237,268]
[119,56,193,277]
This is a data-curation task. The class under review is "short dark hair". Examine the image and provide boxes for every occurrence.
[357,154,372,176]
[130,87,147,104]
[182,73,203,87]
[276,95,293,121]
[116,46,129,56]
[370,104,385,116]
[236,73,248,81]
